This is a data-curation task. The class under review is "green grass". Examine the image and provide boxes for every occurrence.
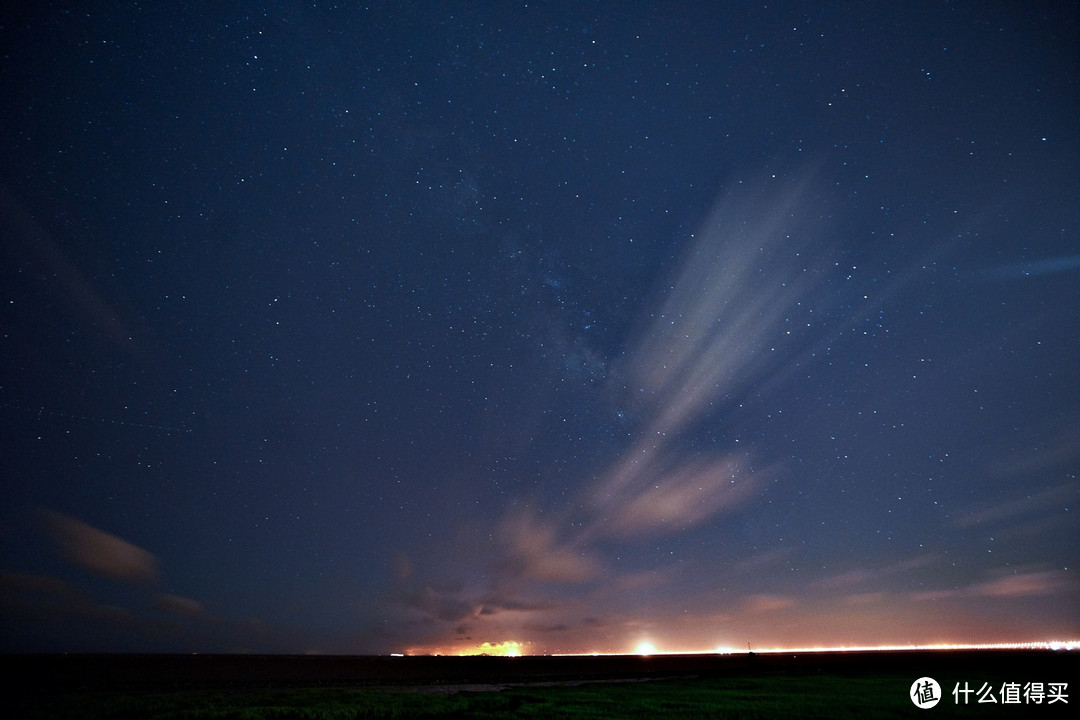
[11,673,1067,718]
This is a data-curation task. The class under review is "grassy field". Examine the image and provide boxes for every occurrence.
[11,671,1071,719]
[9,650,1075,718]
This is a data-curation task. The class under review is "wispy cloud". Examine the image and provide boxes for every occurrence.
[496,509,603,584]
[402,583,476,624]
[970,571,1066,598]
[0,571,135,625]
[953,482,1079,529]
[397,176,840,653]
[910,567,1070,602]
[625,187,819,437]
[809,554,939,593]
[7,510,296,652]
[154,593,206,618]
[979,254,1080,280]
[585,446,771,540]
[741,594,796,614]
[1,184,141,352]
[570,176,832,550]
[42,510,158,584]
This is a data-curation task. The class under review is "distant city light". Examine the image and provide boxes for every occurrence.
[545,639,1078,657]
[458,641,524,657]
[746,640,1079,654]
[635,641,658,656]
[403,639,1078,658]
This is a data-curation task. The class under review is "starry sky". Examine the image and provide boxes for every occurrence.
[1,2,1078,656]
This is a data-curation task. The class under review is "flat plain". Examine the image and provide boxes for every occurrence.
[7,649,1077,718]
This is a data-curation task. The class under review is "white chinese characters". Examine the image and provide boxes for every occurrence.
[951,681,1068,705]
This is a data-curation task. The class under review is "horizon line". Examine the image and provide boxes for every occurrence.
[540,640,1079,658]
[5,640,1075,657]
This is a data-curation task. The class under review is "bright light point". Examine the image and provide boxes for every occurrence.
[636,641,657,656]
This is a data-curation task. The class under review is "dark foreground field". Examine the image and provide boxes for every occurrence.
[6,650,1077,718]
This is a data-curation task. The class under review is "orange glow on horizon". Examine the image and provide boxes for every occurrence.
[406,640,525,657]
[554,639,1080,657]
[743,640,1080,654]
[402,639,1078,657]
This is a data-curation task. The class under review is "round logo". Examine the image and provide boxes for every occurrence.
[910,677,941,709]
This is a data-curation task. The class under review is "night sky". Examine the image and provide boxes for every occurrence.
[2,2,1078,656]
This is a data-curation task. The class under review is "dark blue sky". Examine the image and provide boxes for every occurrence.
[2,2,1077,655]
